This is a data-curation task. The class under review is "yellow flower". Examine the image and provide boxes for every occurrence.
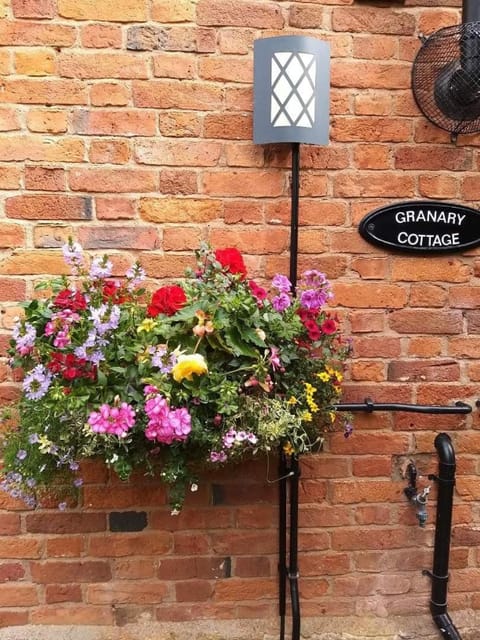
[317,371,330,382]
[283,441,295,456]
[301,411,312,422]
[172,354,208,383]
[329,411,336,423]
[287,396,298,405]
[137,318,157,333]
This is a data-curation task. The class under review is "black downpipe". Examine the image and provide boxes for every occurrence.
[423,433,463,640]
[278,453,287,640]
[288,455,301,640]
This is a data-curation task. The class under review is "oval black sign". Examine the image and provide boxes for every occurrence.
[359,200,480,254]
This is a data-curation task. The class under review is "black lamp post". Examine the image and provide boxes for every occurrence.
[253,35,331,640]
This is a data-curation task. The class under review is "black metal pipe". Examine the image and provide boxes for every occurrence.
[289,142,300,293]
[333,400,472,415]
[463,0,480,23]
[278,453,287,640]
[423,433,463,640]
[288,455,301,640]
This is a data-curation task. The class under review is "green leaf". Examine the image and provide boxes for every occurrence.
[224,327,258,358]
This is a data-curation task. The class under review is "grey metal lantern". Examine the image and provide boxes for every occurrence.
[253,34,331,640]
[253,35,330,146]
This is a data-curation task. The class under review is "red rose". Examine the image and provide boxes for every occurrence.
[147,285,187,317]
[214,248,247,280]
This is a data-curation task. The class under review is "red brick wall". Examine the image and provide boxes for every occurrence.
[0,0,479,635]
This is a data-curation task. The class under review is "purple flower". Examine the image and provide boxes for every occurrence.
[89,256,113,280]
[12,321,36,356]
[299,289,328,310]
[62,241,84,270]
[272,293,291,312]
[73,478,83,488]
[210,451,227,463]
[272,274,292,293]
[125,263,146,289]
[22,365,53,401]
[58,502,67,511]
[69,461,80,471]
[16,450,27,461]
[301,269,327,287]
[28,434,39,444]
[89,304,120,335]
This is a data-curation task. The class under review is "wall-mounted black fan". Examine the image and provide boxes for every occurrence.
[412,0,480,139]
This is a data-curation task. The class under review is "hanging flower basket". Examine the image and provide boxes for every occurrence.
[1,241,351,511]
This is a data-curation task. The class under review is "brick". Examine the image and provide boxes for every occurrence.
[0,278,27,301]
[197,0,284,28]
[31,561,111,583]
[26,109,68,133]
[289,4,324,28]
[350,361,385,382]
[176,580,214,602]
[218,28,255,55]
[332,7,415,34]
[209,228,288,254]
[83,484,166,509]
[163,227,204,251]
[73,110,156,136]
[0,584,39,606]
[58,0,148,21]
[89,140,131,164]
[199,57,252,83]
[389,310,463,334]
[6,195,92,220]
[87,581,168,604]
[14,49,55,76]
[59,53,149,79]
[135,140,221,166]
[25,166,65,191]
[354,92,392,116]
[407,337,443,358]
[45,584,82,604]
[351,257,388,280]
[26,512,106,534]
[0,22,76,46]
[151,0,196,22]
[30,605,114,625]
[418,9,459,34]
[354,145,391,170]
[0,136,84,162]
[96,197,136,220]
[0,514,21,535]
[12,0,55,17]
[126,25,167,51]
[462,176,480,201]
[90,83,130,107]
[391,258,471,283]
[418,175,459,199]
[133,80,222,110]
[204,114,252,140]
[332,117,412,142]
[69,168,157,193]
[153,53,197,79]
[140,197,222,223]
[0,108,20,132]
[332,527,413,551]
[0,562,25,582]
[409,283,448,308]
[202,170,284,197]
[350,311,385,333]
[0,250,68,275]
[160,169,197,195]
[46,536,84,557]
[332,283,407,309]
[81,24,122,48]
[352,35,397,60]
[78,226,159,250]
[388,359,460,382]
[0,536,42,558]
[334,172,415,198]
[164,26,216,53]
[395,145,472,171]
[0,79,87,105]
[114,558,155,580]
[0,166,22,189]
[332,62,411,90]
[159,112,202,137]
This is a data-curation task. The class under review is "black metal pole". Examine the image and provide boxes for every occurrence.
[423,433,463,640]
[278,452,287,640]
[463,0,480,23]
[278,141,302,640]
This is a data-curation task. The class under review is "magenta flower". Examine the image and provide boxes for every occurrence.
[88,402,136,438]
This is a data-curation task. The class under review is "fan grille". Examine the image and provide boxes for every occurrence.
[412,22,480,135]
